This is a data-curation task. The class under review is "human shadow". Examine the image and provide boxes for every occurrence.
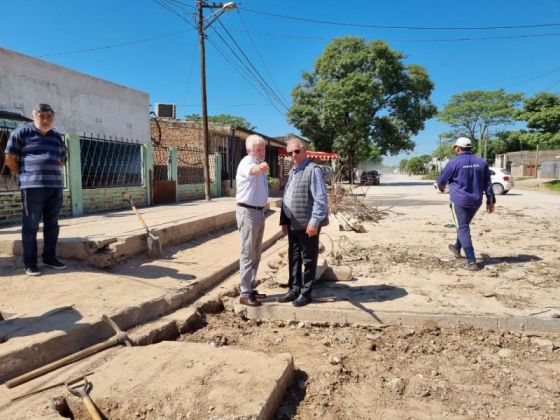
[110,260,196,282]
[267,283,407,323]
[479,253,542,267]
[0,306,84,342]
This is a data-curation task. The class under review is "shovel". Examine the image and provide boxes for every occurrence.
[66,377,102,420]
[122,192,164,259]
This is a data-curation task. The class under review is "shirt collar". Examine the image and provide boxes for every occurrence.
[294,158,311,171]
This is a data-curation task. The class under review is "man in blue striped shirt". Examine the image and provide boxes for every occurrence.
[5,104,67,276]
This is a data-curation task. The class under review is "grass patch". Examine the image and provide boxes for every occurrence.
[544,180,560,191]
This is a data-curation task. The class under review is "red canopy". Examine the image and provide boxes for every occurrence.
[278,149,339,160]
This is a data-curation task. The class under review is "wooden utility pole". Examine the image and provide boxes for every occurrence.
[197,0,211,201]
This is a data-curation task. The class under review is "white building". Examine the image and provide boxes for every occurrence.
[0,47,149,142]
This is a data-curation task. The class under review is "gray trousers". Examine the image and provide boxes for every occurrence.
[236,207,265,297]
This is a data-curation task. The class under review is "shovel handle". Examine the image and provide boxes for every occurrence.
[122,192,150,232]
[82,394,103,420]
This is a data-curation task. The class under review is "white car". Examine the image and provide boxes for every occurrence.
[434,167,514,195]
[489,167,514,195]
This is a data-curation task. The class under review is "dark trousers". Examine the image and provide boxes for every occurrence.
[287,227,320,298]
[21,188,63,267]
[450,202,479,261]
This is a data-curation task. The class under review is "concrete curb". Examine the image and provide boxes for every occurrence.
[0,230,284,384]
[233,302,560,334]
[0,204,273,267]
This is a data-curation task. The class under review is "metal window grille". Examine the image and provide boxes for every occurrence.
[80,134,142,189]
[152,145,170,182]
[0,126,19,192]
[177,146,215,184]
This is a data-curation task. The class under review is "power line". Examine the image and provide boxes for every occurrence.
[239,7,560,31]
[214,20,289,110]
[38,30,190,57]
[235,9,289,105]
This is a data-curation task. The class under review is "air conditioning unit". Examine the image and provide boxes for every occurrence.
[154,103,176,119]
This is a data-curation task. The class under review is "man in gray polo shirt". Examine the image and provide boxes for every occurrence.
[235,134,269,307]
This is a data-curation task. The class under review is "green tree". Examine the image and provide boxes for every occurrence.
[515,92,560,148]
[183,113,256,130]
[399,159,409,173]
[288,37,437,170]
[438,89,523,157]
[406,156,427,174]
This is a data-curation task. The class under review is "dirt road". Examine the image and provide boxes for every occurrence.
[185,174,560,419]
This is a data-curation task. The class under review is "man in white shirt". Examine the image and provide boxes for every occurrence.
[235,134,269,306]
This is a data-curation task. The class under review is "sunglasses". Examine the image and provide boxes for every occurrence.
[287,149,301,156]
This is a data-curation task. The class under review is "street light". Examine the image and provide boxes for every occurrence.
[197,1,236,201]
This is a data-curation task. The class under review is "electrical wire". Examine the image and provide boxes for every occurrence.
[38,30,191,57]
[235,9,289,105]
[214,20,289,110]
[238,7,560,31]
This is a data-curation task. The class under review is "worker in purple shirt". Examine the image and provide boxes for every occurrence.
[436,137,496,271]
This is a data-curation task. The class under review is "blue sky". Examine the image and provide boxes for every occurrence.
[2,0,560,164]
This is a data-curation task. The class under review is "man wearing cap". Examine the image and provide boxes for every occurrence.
[235,134,269,307]
[436,137,495,271]
[4,104,67,276]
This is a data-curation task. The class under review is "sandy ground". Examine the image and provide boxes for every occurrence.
[183,174,560,419]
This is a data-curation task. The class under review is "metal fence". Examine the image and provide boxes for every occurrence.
[0,126,19,192]
[80,134,142,189]
[152,145,170,182]
[177,146,215,184]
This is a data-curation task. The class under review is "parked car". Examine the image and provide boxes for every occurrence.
[433,166,514,195]
[489,167,514,195]
[360,170,380,185]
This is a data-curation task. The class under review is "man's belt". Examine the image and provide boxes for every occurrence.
[237,202,264,211]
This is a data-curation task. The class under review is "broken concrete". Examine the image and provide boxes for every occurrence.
[63,342,294,420]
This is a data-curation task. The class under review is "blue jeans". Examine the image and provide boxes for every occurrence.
[449,201,479,261]
[21,188,63,267]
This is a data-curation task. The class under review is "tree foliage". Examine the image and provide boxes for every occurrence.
[288,37,437,169]
[438,89,523,151]
[406,156,429,174]
[183,113,256,130]
[515,92,560,148]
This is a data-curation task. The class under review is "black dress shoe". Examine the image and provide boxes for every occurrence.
[239,296,262,307]
[278,292,297,303]
[292,295,311,307]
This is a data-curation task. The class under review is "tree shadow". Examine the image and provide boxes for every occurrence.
[479,253,542,267]
[0,306,84,342]
[275,369,308,419]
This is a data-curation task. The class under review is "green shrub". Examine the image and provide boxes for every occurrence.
[422,170,441,180]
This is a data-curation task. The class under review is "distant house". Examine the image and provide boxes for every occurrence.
[149,114,286,196]
[495,149,560,178]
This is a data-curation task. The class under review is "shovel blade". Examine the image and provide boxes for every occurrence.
[147,233,164,259]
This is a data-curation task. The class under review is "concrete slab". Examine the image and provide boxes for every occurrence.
[0,210,283,383]
[59,342,293,420]
[0,197,274,267]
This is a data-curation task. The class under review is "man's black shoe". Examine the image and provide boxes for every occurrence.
[278,292,297,303]
[25,266,41,276]
[292,295,311,307]
[43,258,67,270]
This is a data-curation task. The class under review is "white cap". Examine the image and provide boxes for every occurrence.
[454,137,471,148]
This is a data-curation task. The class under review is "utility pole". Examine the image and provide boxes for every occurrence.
[197,0,211,201]
[196,1,235,201]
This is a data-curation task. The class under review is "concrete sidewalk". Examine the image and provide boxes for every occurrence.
[0,199,284,383]
[0,197,280,266]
